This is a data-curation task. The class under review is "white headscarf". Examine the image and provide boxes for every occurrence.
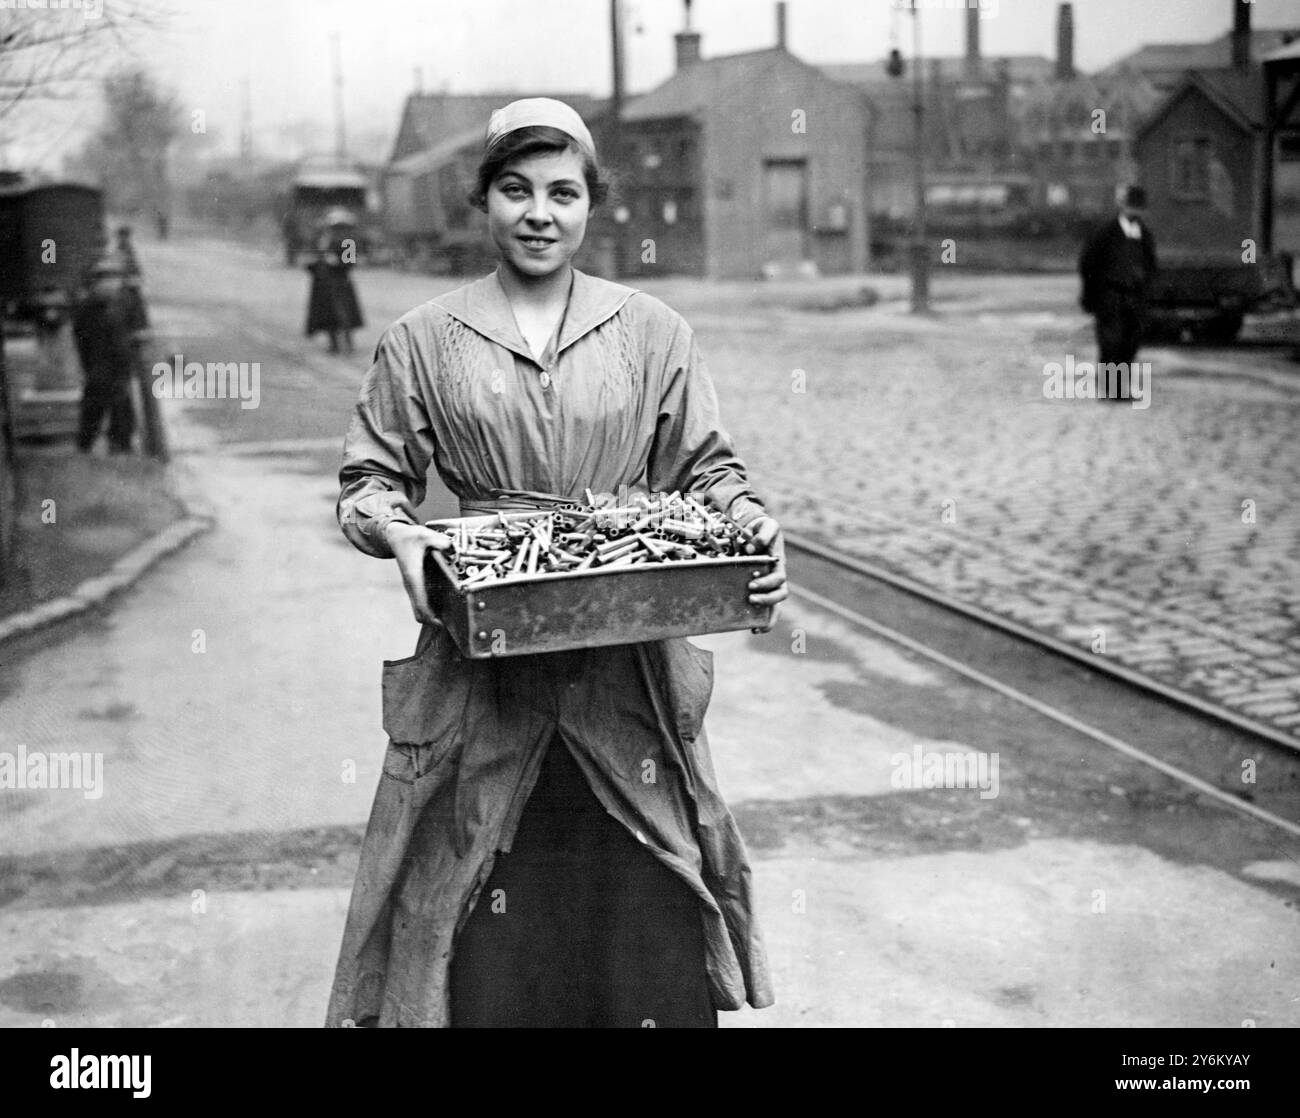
[485,97,596,160]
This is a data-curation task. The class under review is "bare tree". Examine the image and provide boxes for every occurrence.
[0,1,168,141]
[65,67,181,221]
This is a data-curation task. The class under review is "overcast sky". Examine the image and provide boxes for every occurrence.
[8,0,1300,170]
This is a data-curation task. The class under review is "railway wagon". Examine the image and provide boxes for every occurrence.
[0,182,107,441]
[380,131,496,275]
[0,182,106,312]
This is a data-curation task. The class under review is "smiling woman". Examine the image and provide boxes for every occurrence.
[326,97,788,1029]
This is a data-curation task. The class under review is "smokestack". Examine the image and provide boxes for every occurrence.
[1232,0,1251,70]
[1056,4,1075,81]
[675,0,700,69]
[965,4,981,78]
[776,2,787,50]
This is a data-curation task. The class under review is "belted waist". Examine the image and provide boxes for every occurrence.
[457,489,578,517]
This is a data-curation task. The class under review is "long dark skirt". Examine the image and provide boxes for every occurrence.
[448,739,717,1028]
[305,263,364,336]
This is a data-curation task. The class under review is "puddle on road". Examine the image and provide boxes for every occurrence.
[0,957,128,1017]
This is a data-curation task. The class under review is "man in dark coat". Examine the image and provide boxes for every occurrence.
[1079,185,1158,401]
[72,259,137,454]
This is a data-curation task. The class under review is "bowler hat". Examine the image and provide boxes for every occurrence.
[1120,185,1147,210]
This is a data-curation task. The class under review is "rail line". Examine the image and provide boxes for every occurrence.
[781,530,1300,757]
[783,530,1300,841]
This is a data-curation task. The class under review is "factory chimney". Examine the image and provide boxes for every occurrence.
[965,4,981,78]
[1056,4,1075,81]
[675,0,701,70]
[1231,0,1251,70]
[776,2,787,50]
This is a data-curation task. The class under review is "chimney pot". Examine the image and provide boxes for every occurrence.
[675,31,701,70]
[776,2,787,50]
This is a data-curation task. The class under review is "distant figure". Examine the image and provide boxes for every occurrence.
[114,224,142,280]
[305,209,364,354]
[1079,185,1158,401]
[72,259,137,454]
[113,224,150,333]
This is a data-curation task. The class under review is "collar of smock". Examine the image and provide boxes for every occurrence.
[431,267,638,366]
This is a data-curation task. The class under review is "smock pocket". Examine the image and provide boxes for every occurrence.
[660,637,714,746]
[379,625,474,782]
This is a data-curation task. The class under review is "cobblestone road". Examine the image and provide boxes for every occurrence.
[658,283,1300,748]
[140,240,1300,747]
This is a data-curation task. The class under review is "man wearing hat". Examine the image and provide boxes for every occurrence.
[72,257,138,454]
[1078,184,1158,401]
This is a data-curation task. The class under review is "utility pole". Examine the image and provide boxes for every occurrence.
[609,0,625,162]
[909,4,930,313]
[331,32,347,164]
[239,76,253,161]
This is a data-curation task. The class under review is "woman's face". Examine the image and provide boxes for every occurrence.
[487,147,590,279]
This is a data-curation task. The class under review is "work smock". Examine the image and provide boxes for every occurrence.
[326,266,775,1027]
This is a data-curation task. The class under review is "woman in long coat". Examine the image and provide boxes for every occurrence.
[327,98,787,1028]
[305,209,365,354]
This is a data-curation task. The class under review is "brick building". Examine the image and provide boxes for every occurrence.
[614,12,869,279]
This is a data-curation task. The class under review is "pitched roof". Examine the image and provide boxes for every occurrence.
[621,48,791,122]
[386,127,483,177]
[390,91,607,162]
[820,55,1056,87]
[1263,39,1300,65]
[1136,69,1266,140]
[1103,27,1300,84]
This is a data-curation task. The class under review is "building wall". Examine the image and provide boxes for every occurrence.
[614,118,707,277]
[701,57,870,278]
[1136,90,1259,254]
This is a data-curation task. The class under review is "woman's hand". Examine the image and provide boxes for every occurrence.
[385,520,453,625]
[743,515,788,630]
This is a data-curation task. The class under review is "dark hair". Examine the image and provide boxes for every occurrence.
[468,125,610,211]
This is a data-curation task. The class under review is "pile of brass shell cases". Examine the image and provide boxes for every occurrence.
[441,492,754,588]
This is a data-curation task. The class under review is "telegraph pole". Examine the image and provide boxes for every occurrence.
[609,0,625,162]
[239,76,253,160]
[331,32,348,164]
[909,4,930,313]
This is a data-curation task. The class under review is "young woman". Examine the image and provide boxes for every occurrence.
[305,209,364,354]
[326,98,787,1028]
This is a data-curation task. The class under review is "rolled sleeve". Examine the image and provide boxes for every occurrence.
[338,324,435,558]
[648,317,767,528]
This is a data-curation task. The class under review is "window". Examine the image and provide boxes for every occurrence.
[1171,137,1212,200]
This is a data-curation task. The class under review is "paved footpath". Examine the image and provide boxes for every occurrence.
[651,280,1300,749]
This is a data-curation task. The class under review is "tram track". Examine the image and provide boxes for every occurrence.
[782,531,1300,840]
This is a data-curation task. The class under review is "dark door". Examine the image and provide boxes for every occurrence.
[763,159,809,264]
